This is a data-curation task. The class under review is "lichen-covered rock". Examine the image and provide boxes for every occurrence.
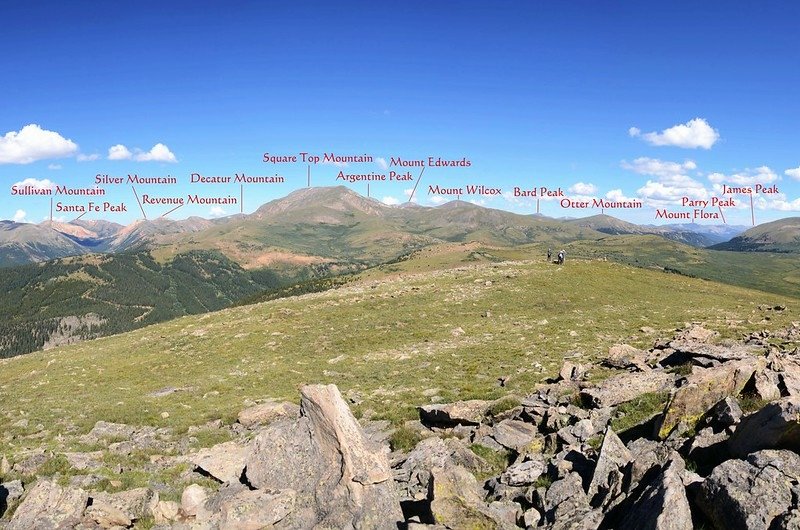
[656,357,761,439]
[396,436,492,500]
[430,465,498,529]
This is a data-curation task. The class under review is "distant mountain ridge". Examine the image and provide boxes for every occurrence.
[0,186,782,266]
[711,217,800,253]
[565,214,746,247]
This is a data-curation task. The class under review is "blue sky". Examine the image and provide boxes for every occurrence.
[1,1,799,226]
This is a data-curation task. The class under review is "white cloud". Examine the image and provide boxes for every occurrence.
[13,177,55,190]
[136,143,178,162]
[707,166,779,186]
[135,143,177,162]
[376,157,388,170]
[209,206,226,218]
[0,124,79,164]
[469,199,487,206]
[430,195,447,205]
[768,198,800,211]
[13,209,27,223]
[108,143,177,162]
[568,182,597,195]
[622,157,697,179]
[48,164,62,170]
[382,196,400,205]
[605,189,637,202]
[77,153,100,162]
[636,179,709,205]
[630,118,719,149]
[785,166,800,181]
[622,157,709,206]
[108,144,133,160]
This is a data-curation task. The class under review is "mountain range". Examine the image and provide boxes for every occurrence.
[0,186,771,269]
[710,217,800,252]
[2,186,798,359]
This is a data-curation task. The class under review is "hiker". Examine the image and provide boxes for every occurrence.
[547,248,552,262]
[557,250,565,264]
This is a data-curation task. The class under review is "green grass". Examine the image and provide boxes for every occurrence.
[738,394,770,414]
[389,425,423,452]
[487,397,522,417]
[567,234,800,300]
[611,392,671,434]
[469,444,512,480]
[0,258,796,462]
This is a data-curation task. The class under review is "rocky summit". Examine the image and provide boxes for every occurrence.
[2,324,800,529]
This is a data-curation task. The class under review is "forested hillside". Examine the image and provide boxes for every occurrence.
[0,250,285,358]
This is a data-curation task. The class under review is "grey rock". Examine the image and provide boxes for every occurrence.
[665,340,757,366]
[63,451,104,471]
[580,371,674,408]
[419,400,491,426]
[605,344,650,371]
[191,440,250,484]
[11,450,49,476]
[151,500,180,524]
[180,484,210,519]
[80,421,137,442]
[753,369,782,401]
[396,436,492,500]
[487,500,522,528]
[572,418,598,442]
[780,359,800,397]
[1,480,24,512]
[686,427,729,468]
[697,449,800,530]
[676,325,717,343]
[219,488,295,529]
[706,396,743,429]
[627,438,673,485]
[500,456,546,487]
[7,480,88,530]
[245,384,402,529]
[544,472,590,523]
[617,458,692,530]
[237,400,299,428]
[587,427,631,508]
[559,361,585,381]
[773,510,800,530]
[86,487,158,527]
[523,507,541,527]
[491,419,543,452]
[729,397,800,457]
